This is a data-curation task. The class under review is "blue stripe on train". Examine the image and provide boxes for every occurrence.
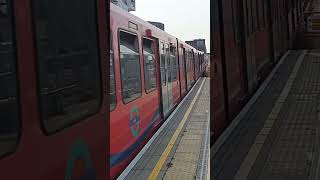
[110,108,161,167]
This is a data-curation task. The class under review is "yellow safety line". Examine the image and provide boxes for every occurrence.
[148,78,206,180]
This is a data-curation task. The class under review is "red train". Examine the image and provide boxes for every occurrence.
[212,0,305,141]
[110,3,205,179]
[0,0,205,179]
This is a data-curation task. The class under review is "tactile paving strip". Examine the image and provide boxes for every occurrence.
[257,51,320,180]
[163,79,210,180]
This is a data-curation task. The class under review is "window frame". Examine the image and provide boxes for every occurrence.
[32,0,102,135]
[164,43,171,83]
[179,47,186,80]
[142,36,157,94]
[159,41,166,86]
[110,31,116,111]
[117,29,142,104]
[170,45,178,82]
[188,50,192,73]
[0,0,22,158]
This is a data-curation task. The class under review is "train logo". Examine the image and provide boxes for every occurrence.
[65,140,97,180]
[130,107,140,137]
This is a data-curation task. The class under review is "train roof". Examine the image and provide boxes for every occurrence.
[110,3,204,54]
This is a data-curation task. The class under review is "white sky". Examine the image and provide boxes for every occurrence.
[131,0,210,53]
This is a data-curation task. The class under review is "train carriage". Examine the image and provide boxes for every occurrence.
[0,0,109,179]
[212,0,304,141]
[0,1,204,179]
[109,7,162,177]
[110,3,205,179]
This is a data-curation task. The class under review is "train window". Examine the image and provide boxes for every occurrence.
[110,35,116,111]
[0,0,9,17]
[251,0,258,32]
[195,54,198,74]
[170,46,177,81]
[165,44,171,83]
[212,0,219,47]
[193,52,196,67]
[185,50,188,72]
[33,0,101,133]
[0,0,20,158]
[261,0,266,28]
[263,0,268,27]
[119,31,141,104]
[179,47,186,78]
[189,51,193,72]
[231,0,241,43]
[160,42,166,86]
[143,38,157,93]
[274,1,278,21]
[186,50,190,73]
[260,0,266,28]
[275,0,279,22]
[245,0,252,35]
[256,0,261,29]
[198,54,200,73]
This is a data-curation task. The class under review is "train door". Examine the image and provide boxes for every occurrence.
[159,42,173,118]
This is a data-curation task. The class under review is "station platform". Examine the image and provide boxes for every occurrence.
[118,77,210,180]
[212,49,320,180]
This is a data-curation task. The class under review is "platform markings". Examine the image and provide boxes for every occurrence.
[197,111,210,180]
[148,78,206,180]
[211,50,291,157]
[234,50,308,180]
[311,54,320,180]
[117,78,204,180]
[309,52,320,57]
[311,129,320,180]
